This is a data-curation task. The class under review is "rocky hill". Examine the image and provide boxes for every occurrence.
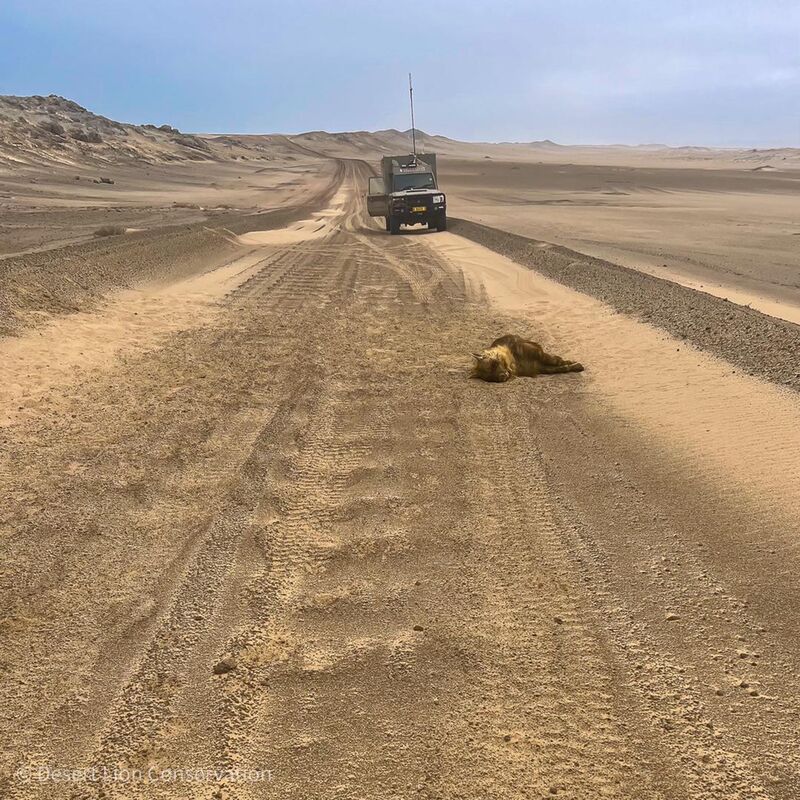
[0,94,276,167]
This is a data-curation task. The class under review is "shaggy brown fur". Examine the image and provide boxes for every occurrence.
[471,334,584,383]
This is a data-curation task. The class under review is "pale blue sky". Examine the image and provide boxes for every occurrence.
[1,0,798,146]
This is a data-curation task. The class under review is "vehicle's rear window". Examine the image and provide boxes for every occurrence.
[393,172,435,191]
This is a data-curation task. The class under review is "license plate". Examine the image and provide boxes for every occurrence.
[412,206,426,212]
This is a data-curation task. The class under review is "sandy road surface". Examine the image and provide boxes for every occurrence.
[2,160,800,800]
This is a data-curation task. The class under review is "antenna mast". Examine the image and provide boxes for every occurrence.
[408,72,417,156]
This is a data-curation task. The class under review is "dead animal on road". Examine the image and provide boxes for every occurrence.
[471,334,584,383]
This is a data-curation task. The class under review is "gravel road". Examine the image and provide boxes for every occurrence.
[2,160,799,800]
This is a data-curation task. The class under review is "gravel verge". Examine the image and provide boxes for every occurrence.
[450,217,800,393]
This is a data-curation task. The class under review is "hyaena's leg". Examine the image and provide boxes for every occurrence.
[539,360,584,374]
[540,350,571,367]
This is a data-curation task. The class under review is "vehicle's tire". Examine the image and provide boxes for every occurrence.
[436,212,447,232]
[384,216,390,231]
[389,216,401,235]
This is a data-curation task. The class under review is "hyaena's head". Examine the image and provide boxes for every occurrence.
[470,351,511,383]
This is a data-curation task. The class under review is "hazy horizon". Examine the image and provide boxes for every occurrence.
[1,0,798,149]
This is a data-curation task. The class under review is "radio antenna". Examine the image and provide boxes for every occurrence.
[408,72,417,156]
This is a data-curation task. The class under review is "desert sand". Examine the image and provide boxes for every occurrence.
[440,157,800,324]
[2,97,800,800]
[0,95,331,257]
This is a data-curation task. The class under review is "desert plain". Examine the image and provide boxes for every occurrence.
[1,95,800,800]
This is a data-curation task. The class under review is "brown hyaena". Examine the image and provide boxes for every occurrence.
[471,334,584,383]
